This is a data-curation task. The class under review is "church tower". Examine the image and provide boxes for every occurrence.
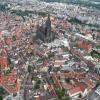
[44,14,51,42]
[36,14,55,43]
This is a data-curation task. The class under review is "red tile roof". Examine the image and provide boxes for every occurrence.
[52,74,62,90]
[5,38,13,46]
[64,72,86,79]
[36,96,40,100]
[65,81,88,96]
[0,70,20,94]
[63,83,73,90]
[69,86,81,95]
[77,41,92,50]
[0,57,8,69]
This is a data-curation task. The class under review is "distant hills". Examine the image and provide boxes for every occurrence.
[0,0,100,10]
[41,0,100,10]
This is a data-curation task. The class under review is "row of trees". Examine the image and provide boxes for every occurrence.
[0,3,9,11]
[91,50,100,58]
[0,87,7,100]
[55,87,70,100]
[34,80,41,90]
[11,10,48,17]
[68,17,100,30]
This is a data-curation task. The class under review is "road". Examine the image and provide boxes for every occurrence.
[23,72,33,100]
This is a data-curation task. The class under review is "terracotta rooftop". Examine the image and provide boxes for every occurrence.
[0,70,20,94]
[69,86,81,95]
[64,71,86,79]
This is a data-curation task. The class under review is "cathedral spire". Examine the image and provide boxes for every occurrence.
[36,14,55,43]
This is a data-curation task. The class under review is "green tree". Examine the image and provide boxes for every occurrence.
[28,65,32,73]
[49,76,54,83]
[37,80,41,84]
[12,35,16,41]
[0,3,8,12]
[80,33,85,35]
[34,80,41,90]
[55,88,66,100]
[34,84,40,89]
[96,81,100,87]
[7,57,11,65]
[0,87,5,100]
[62,96,70,100]
[79,93,82,98]
[65,78,71,83]
[0,96,3,100]
[91,50,100,58]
